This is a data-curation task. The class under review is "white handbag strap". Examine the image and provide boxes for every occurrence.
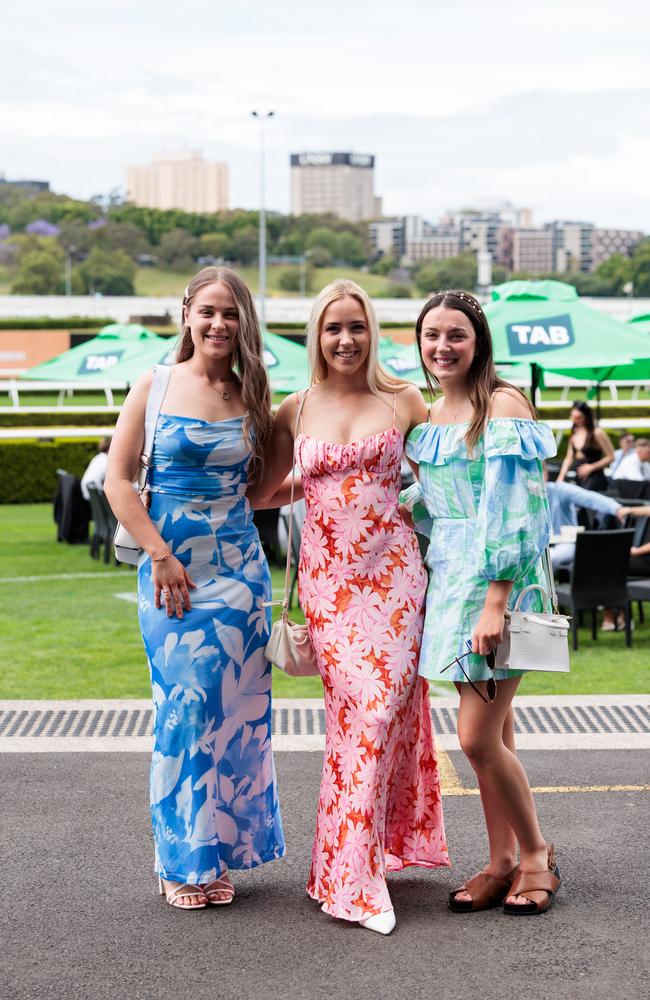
[542,545,559,613]
[279,390,309,617]
[137,365,172,489]
[511,547,559,615]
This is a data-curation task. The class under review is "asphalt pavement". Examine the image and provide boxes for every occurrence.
[1,748,648,1000]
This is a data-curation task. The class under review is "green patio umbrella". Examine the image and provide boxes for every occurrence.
[262,330,309,393]
[378,336,427,385]
[22,324,170,382]
[629,313,650,335]
[484,281,650,390]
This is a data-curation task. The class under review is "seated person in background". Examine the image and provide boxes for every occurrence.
[81,436,111,501]
[602,502,650,630]
[546,478,626,570]
[610,438,650,482]
[625,504,650,577]
[610,432,635,476]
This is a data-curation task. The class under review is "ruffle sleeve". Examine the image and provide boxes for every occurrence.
[476,419,556,581]
[399,482,433,538]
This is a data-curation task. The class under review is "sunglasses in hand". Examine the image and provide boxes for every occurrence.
[440,641,497,704]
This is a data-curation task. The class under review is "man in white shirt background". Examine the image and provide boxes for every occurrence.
[610,438,650,482]
[80,437,111,501]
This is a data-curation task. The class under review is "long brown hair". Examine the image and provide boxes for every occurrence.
[306,279,408,396]
[176,266,272,483]
[415,290,534,451]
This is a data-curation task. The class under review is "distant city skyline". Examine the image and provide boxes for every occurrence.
[2,0,649,230]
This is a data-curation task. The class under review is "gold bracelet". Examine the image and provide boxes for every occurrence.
[152,549,172,562]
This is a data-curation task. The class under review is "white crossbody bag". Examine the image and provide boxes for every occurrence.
[113,364,171,565]
[494,548,571,673]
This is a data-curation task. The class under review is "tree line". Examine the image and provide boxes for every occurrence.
[1,184,648,296]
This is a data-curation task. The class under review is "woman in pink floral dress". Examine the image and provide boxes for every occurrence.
[256,280,449,934]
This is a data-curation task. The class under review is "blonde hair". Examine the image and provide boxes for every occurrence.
[176,266,272,483]
[306,279,408,396]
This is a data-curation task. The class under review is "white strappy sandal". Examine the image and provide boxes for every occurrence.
[158,876,208,910]
[202,872,235,906]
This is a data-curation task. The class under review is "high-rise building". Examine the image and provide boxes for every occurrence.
[512,229,555,274]
[290,152,381,222]
[592,227,644,268]
[126,152,229,213]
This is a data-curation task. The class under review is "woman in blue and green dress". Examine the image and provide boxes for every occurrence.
[400,290,562,917]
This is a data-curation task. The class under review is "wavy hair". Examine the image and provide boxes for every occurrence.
[415,289,534,451]
[570,400,597,449]
[306,279,409,396]
[176,266,272,483]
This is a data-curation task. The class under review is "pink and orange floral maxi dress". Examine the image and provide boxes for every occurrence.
[297,400,450,922]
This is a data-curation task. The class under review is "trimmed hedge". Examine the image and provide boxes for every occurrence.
[0,411,117,428]
[0,316,117,330]
[0,439,99,503]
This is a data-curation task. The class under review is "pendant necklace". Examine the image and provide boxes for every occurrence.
[208,377,236,401]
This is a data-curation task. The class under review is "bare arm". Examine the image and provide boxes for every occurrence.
[246,394,299,509]
[472,389,529,654]
[104,371,196,619]
[556,437,574,482]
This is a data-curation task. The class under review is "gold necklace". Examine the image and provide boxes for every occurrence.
[207,377,236,401]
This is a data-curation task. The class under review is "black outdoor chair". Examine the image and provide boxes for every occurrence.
[253,507,281,566]
[555,529,635,650]
[87,484,113,562]
[53,469,90,544]
[609,479,650,501]
[627,579,650,625]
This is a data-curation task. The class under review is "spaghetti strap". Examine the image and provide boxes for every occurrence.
[297,388,309,436]
[392,392,397,428]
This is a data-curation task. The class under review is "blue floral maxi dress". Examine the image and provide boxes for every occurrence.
[401,418,556,682]
[138,414,285,884]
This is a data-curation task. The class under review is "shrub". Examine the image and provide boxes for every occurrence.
[0,439,100,503]
[0,412,116,429]
[0,317,116,329]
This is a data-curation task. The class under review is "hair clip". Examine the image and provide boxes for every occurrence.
[448,290,483,313]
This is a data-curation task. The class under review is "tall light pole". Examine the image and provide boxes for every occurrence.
[251,110,274,329]
[65,245,76,296]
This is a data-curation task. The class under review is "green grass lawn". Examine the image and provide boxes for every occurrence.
[134,265,399,298]
[1,504,648,699]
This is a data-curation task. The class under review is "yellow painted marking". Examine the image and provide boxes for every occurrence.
[437,750,464,793]
[442,783,650,797]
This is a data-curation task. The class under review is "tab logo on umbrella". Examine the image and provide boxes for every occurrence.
[382,354,418,374]
[506,314,575,355]
[78,351,125,374]
[263,348,279,368]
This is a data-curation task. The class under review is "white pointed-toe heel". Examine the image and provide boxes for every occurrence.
[359,908,396,935]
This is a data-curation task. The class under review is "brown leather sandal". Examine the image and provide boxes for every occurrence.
[502,845,561,915]
[448,865,519,912]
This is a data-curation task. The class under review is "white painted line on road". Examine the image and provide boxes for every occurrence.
[2,732,650,754]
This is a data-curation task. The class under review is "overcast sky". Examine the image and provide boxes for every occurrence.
[2,0,649,230]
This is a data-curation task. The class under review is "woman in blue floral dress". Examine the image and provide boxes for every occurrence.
[401,290,562,917]
[106,267,285,910]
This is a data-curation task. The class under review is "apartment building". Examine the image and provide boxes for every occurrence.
[290,152,382,222]
[126,152,229,213]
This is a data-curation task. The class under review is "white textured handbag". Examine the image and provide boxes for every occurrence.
[494,549,571,673]
[264,391,319,677]
[113,365,171,565]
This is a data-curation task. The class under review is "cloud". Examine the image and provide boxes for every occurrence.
[1,0,648,230]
